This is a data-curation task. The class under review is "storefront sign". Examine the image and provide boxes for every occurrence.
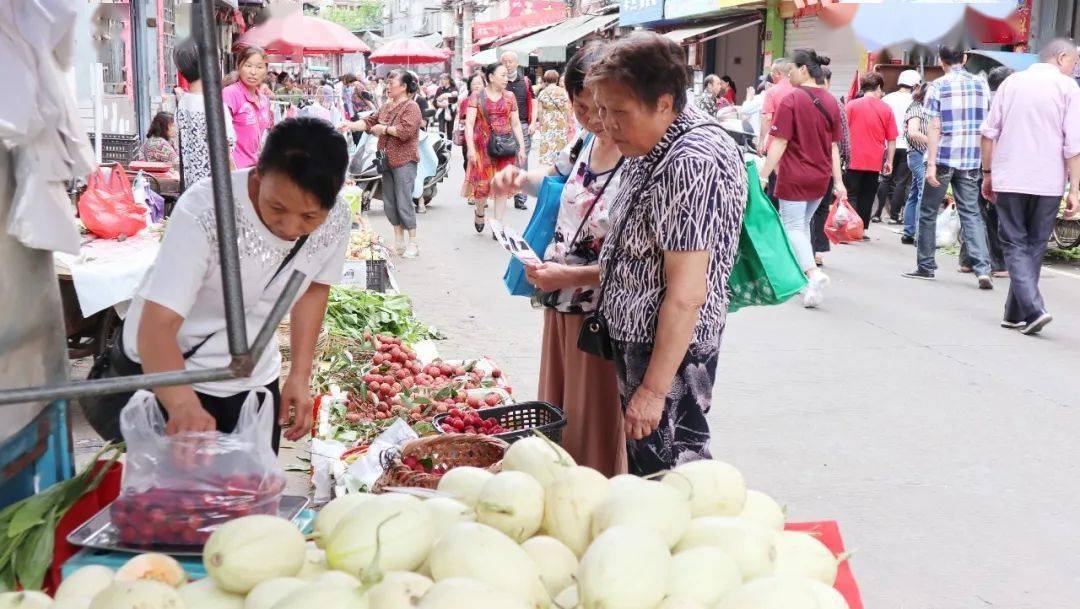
[620,0,665,26]
[665,0,760,20]
[474,1,567,39]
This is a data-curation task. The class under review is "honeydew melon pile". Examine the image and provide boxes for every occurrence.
[19,438,851,609]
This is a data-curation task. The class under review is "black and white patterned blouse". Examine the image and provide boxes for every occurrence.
[176,92,236,189]
[599,104,747,349]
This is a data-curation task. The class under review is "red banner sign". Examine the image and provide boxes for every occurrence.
[473,1,567,39]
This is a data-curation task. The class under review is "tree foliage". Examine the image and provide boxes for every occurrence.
[318,2,384,33]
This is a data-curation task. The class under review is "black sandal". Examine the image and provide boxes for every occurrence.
[474,208,485,233]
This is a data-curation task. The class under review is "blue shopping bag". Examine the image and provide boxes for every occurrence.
[502,133,592,297]
[503,174,565,296]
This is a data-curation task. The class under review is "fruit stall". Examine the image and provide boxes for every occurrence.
[3,436,863,609]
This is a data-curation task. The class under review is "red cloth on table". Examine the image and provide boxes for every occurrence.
[786,520,863,609]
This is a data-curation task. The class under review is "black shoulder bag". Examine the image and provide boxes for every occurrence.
[577,124,710,360]
[479,94,520,159]
[374,102,412,173]
[81,236,308,442]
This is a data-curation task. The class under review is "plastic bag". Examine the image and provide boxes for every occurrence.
[935,205,960,248]
[77,166,148,239]
[824,195,865,244]
[112,390,285,547]
[132,172,165,223]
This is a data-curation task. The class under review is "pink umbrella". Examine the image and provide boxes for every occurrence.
[236,12,370,55]
[368,38,450,65]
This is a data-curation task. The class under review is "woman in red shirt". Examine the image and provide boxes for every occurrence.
[759,48,847,308]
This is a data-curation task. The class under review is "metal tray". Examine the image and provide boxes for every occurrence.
[66,495,310,556]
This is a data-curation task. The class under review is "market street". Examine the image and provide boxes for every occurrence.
[385,149,1080,609]
[64,147,1080,609]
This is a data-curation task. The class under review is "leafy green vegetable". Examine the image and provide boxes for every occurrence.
[0,443,124,590]
[324,287,443,344]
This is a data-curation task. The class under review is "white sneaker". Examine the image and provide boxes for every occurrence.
[402,243,419,259]
[802,272,829,308]
[393,241,406,256]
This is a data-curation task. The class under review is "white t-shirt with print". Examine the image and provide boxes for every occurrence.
[122,169,350,396]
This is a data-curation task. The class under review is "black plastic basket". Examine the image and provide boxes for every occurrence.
[366,259,389,292]
[87,133,141,164]
[433,401,567,445]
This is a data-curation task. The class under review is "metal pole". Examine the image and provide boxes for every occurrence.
[0,368,236,406]
[194,0,248,357]
[131,0,151,137]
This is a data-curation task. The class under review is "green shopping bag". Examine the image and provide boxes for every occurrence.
[727,161,808,312]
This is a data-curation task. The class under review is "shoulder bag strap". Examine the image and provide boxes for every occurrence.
[593,123,711,312]
[179,234,309,360]
[800,87,834,132]
[566,156,625,251]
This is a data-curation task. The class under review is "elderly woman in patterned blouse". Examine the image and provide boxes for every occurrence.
[585,32,747,476]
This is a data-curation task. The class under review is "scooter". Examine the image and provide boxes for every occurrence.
[347,110,451,213]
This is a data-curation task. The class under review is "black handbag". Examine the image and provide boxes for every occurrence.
[479,94,519,159]
[577,124,710,360]
[374,102,411,173]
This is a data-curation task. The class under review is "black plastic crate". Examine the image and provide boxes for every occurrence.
[366,258,389,292]
[87,133,141,164]
[433,401,567,445]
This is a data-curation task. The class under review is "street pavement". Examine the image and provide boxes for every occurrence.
[385,147,1080,609]
[68,145,1080,608]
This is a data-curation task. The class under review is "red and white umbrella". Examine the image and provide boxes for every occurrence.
[811,0,1020,51]
[236,12,370,56]
[368,38,451,66]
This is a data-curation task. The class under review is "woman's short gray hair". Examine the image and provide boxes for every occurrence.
[584,31,689,112]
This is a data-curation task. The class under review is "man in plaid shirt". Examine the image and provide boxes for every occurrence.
[904,45,994,288]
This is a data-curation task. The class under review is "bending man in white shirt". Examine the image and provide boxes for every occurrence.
[122,117,350,449]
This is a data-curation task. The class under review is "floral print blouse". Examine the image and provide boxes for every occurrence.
[542,134,625,314]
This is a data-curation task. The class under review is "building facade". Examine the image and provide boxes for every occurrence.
[383,0,443,38]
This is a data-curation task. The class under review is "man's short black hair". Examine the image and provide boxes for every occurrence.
[175,37,200,83]
[256,117,347,210]
[939,44,965,65]
[859,72,885,93]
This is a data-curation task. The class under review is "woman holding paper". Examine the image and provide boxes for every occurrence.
[492,43,627,476]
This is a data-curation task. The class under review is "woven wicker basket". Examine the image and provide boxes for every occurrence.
[277,319,330,378]
[371,434,508,493]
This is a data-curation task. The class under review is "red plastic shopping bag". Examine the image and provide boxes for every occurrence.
[77,165,148,239]
[824,195,864,244]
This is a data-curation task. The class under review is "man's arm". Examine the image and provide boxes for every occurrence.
[980,136,996,202]
[1067,154,1080,217]
[926,117,942,186]
[758,113,773,155]
[280,282,330,441]
[884,140,896,175]
[138,302,216,435]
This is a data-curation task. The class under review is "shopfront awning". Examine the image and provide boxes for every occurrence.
[664,15,762,45]
[503,12,620,62]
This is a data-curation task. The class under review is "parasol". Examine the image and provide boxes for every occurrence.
[236,12,370,56]
[819,0,1019,51]
[368,38,451,66]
